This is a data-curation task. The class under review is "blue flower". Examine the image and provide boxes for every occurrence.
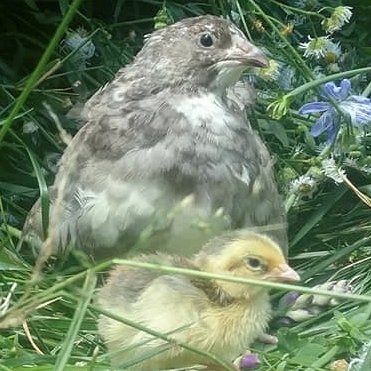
[298,79,371,144]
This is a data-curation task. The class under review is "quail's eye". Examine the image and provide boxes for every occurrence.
[200,33,214,47]
[245,257,263,271]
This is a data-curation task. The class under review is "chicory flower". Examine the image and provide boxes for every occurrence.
[298,79,371,144]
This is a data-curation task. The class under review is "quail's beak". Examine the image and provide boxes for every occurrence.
[265,264,301,282]
[243,44,269,68]
[227,35,269,68]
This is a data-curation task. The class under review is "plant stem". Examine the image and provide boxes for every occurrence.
[304,345,340,371]
[234,0,252,40]
[286,66,371,100]
[268,0,327,19]
[112,255,371,303]
[362,80,371,97]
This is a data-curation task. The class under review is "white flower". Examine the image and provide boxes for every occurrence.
[349,341,371,370]
[321,157,346,184]
[279,66,295,90]
[258,59,280,81]
[290,175,318,198]
[23,121,38,134]
[313,66,326,79]
[360,165,371,175]
[293,0,310,7]
[62,28,95,67]
[74,361,88,367]
[64,32,95,59]
[293,15,306,26]
[327,62,341,73]
[322,6,353,34]
[324,41,342,63]
[299,36,329,59]
[230,10,241,24]
[343,157,358,167]
[299,36,341,60]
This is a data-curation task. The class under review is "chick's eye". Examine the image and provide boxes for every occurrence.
[200,33,214,47]
[245,257,262,270]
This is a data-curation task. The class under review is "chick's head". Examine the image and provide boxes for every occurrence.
[195,231,300,300]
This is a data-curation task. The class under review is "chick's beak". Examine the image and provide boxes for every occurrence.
[266,264,300,282]
[229,35,269,68]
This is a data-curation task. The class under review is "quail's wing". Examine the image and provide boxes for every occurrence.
[232,129,288,256]
[224,82,287,252]
[32,94,228,258]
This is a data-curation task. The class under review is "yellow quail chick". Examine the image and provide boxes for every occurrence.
[97,231,300,370]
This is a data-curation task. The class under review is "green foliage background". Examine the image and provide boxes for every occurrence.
[0,0,370,370]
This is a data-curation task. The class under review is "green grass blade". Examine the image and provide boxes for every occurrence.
[291,185,348,247]
[53,270,97,371]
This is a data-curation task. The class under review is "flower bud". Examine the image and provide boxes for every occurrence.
[239,353,261,370]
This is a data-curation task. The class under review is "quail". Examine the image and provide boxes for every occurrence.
[97,231,300,370]
[23,15,287,259]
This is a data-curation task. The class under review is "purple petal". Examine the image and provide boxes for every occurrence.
[338,79,352,100]
[311,120,326,137]
[326,121,338,144]
[323,82,339,99]
[348,95,371,104]
[310,110,336,137]
[340,101,371,126]
[278,291,300,309]
[322,79,351,101]
[298,102,330,114]
[239,354,261,370]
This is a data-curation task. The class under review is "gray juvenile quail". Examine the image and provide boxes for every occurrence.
[23,15,288,259]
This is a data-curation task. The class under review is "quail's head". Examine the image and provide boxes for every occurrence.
[195,232,300,299]
[125,15,268,93]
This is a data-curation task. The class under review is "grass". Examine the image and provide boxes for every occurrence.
[1,0,371,370]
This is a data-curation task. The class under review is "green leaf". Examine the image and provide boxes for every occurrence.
[259,119,289,147]
[0,247,28,271]
[291,343,326,366]
[277,328,304,354]
[276,361,288,371]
